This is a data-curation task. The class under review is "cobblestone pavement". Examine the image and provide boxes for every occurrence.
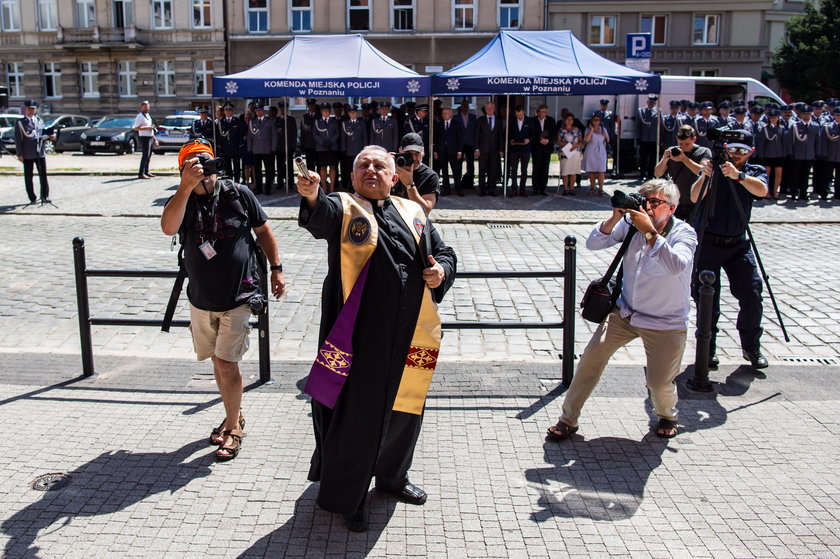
[1,168,839,557]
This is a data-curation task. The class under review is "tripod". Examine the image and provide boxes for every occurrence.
[692,147,790,344]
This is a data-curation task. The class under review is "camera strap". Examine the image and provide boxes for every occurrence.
[599,225,637,289]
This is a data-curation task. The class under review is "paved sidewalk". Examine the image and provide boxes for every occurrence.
[1,354,839,558]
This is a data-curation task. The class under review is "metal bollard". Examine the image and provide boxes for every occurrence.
[687,269,716,392]
[257,254,273,385]
[562,235,577,387]
[72,237,97,378]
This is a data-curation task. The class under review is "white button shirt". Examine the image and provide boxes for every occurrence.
[586,217,697,330]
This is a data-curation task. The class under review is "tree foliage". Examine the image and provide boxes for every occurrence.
[772,0,840,100]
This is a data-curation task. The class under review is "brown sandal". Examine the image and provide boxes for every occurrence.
[215,430,243,461]
[655,419,678,439]
[545,421,578,441]
[209,411,245,445]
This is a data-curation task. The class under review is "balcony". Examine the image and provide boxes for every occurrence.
[56,25,142,48]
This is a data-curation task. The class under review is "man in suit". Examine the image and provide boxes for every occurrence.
[475,102,503,197]
[637,96,659,181]
[370,101,399,153]
[216,102,243,182]
[507,106,532,197]
[14,100,55,204]
[456,100,478,189]
[531,104,556,195]
[275,101,297,192]
[247,104,277,195]
[434,107,464,196]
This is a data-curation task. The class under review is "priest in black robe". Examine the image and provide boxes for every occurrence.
[297,145,457,531]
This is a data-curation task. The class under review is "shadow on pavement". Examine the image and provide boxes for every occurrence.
[524,365,774,523]
[1,439,213,559]
[236,485,396,558]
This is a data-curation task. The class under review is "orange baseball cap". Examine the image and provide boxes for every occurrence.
[178,139,214,168]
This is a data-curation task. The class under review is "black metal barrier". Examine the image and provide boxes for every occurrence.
[74,235,578,387]
[72,236,273,383]
[687,270,716,392]
[440,235,577,386]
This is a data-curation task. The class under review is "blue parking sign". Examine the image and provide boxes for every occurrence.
[626,33,652,59]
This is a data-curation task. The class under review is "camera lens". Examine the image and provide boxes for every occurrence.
[670,147,680,157]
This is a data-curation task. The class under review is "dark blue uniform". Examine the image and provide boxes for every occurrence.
[190,117,214,140]
[216,115,244,182]
[275,114,297,190]
[693,163,767,359]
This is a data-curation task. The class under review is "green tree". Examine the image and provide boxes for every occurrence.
[772,0,840,100]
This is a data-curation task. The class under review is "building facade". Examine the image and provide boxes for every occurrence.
[547,0,802,89]
[0,0,226,114]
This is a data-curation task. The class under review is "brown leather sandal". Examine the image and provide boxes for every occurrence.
[209,411,245,445]
[215,430,243,461]
[545,421,578,441]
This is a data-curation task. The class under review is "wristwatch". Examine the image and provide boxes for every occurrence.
[644,231,657,242]
[737,171,746,181]
[270,264,283,272]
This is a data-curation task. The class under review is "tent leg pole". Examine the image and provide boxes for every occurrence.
[614,94,620,179]
[428,94,434,173]
[503,94,510,198]
[285,96,290,195]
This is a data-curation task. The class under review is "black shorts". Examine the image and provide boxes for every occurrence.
[316,151,339,168]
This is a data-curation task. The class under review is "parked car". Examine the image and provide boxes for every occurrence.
[0,114,24,154]
[154,112,200,153]
[80,114,142,155]
[1,114,91,154]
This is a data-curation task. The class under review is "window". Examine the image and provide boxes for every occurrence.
[1,0,21,31]
[6,62,23,97]
[152,0,173,29]
[38,0,58,31]
[453,0,475,31]
[43,62,61,98]
[589,15,616,46]
[392,0,414,31]
[290,0,311,32]
[348,0,370,32]
[118,61,137,97]
[113,0,134,28]
[640,15,667,46]
[194,60,213,96]
[192,0,211,28]
[80,62,99,98]
[75,0,95,28]
[247,0,268,33]
[690,68,719,77]
[499,0,520,30]
[693,14,719,45]
[156,60,175,97]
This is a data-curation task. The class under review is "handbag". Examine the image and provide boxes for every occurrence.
[580,226,637,324]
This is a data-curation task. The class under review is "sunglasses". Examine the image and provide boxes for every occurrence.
[646,198,668,208]
[726,146,751,155]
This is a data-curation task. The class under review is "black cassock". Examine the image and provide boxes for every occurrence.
[299,191,457,513]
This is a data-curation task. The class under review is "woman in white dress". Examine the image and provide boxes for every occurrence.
[582,113,610,196]
[556,113,585,195]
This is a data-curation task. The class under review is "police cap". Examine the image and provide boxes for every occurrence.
[669,100,681,107]
[319,102,331,111]
[23,100,38,108]
[332,101,343,109]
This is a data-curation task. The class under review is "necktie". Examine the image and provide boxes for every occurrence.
[445,121,449,131]
[489,117,494,129]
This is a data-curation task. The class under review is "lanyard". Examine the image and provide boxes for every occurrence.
[195,195,220,246]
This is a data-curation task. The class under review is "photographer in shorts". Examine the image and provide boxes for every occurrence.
[546,179,697,440]
[161,139,286,461]
[690,130,769,370]
[654,125,711,221]
[391,132,441,214]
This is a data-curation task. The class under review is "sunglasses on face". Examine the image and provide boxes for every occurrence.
[726,146,751,156]
[646,198,668,209]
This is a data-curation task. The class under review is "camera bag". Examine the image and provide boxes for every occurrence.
[580,226,637,324]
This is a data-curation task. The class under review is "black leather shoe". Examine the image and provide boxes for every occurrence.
[379,482,427,505]
[743,349,768,369]
[343,507,369,532]
[709,353,719,370]
[489,190,497,197]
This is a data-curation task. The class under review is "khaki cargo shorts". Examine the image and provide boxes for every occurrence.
[189,303,252,362]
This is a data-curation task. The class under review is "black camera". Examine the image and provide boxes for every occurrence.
[194,153,225,176]
[394,153,412,168]
[707,127,746,144]
[248,294,266,315]
[670,146,681,157]
[611,189,647,212]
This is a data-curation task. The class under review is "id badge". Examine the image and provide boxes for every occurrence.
[198,241,217,260]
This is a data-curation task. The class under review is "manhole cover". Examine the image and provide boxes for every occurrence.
[776,355,840,366]
[30,473,71,492]
[487,223,516,229]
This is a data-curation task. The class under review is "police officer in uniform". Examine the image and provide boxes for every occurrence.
[597,99,617,175]
[789,105,820,201]
[247,103,277,195]
[274,101,297,192]
[14,100,54,204]
[216,102,244,182]
[693,102,716,150]
[300,98,319,171]
[190,106,214,141]
[370,100,399,153]
[715,101,734,129]
[314,102,340,193]
[339,104,368,189]
[637,96,659,181]
[690,130,769,370]
[661,100,682,151]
